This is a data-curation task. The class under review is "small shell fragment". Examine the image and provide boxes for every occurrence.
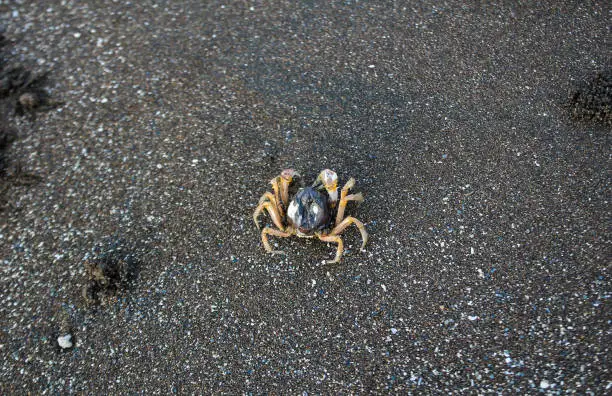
[57,334,73,349]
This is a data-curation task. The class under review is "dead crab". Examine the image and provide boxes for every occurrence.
[253,169,368,263]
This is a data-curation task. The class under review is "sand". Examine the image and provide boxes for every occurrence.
[1,1,609,393]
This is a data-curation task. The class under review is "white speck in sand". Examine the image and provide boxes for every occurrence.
[57,334,73,349]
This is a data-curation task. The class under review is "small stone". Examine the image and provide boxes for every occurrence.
[540,379,550,389]
[57,334,73,349]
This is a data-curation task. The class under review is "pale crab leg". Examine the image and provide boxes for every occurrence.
[330,216,368,251]
[336,193,364,225]
[253,201,284,231]
[269,176,283,215]
[335,177,364,225]
[317,233,344,264]
[261,226,294,254]
[258,192,278,206]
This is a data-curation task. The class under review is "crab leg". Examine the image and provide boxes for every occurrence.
[261,226,294,255]
[317,233,344,264]
[270,169,299,217]
[253,201,284,230]
[336,193,364,224]
[335,177,364,224]
[258,191,277,206]
[341,177,356,194]
[330,216,368,251]
[270,176,284,215]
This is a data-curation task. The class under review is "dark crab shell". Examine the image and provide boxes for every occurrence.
[286,186,331,234]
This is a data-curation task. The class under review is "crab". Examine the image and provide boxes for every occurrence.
[253,169,368,263]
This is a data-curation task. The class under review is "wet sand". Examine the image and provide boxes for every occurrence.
[0,1,609,393]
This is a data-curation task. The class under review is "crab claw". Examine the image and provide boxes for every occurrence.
[274,169,300,209]
[281,168,300,181]
[313,169,339,204]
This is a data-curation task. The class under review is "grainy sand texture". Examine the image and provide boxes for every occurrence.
[0,1,609,393]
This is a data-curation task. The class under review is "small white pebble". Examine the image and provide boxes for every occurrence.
[391,328,398,334]
[73,32,81,38]
[57,334,72,349]
[368,64,375,68]
[381,284,387,292]
[468,315,479,321]
[540,379,550,389]
[156,164,163,169]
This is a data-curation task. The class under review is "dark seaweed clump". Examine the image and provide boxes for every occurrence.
[568,70,611,125]
[0,30,55,211]
[83,244,140,304]
[0,28,56,116]
[0,65,53,115]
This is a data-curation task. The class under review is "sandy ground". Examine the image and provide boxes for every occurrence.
[0,0,609,393]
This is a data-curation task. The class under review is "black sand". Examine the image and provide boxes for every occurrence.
[1,1,609,393]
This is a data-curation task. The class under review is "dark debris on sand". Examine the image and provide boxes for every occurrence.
[0,30,53,211]
[568,70,611,125]
[82,241,140,305]
[0,30,55,116]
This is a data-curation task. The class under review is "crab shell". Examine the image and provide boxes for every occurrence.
[286,186,331,236]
